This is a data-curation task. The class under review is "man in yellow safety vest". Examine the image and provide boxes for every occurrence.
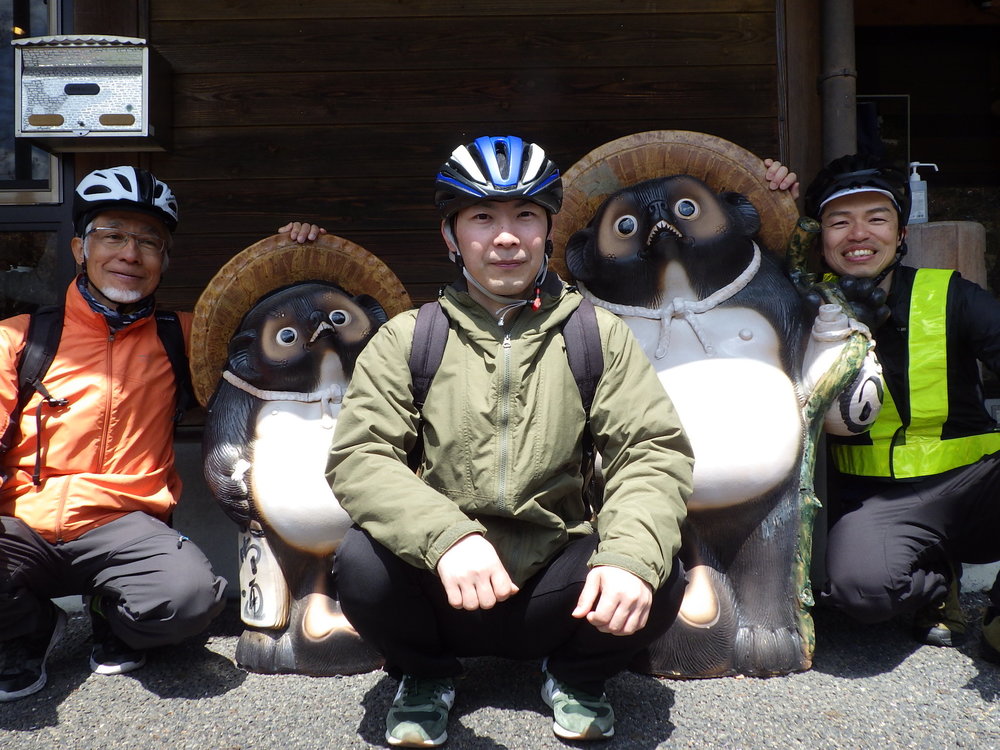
[805,153,1000,661]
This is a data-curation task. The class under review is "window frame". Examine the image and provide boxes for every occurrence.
[1,0,64,205]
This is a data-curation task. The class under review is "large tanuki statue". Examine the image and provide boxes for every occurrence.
[553,131,883,677]
[191,234,412,675]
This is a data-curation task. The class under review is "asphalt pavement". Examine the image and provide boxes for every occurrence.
[2,592,999,750]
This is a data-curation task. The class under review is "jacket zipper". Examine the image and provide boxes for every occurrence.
[55,330,115,541]
[98,331,116,470]
[497,333,512,511]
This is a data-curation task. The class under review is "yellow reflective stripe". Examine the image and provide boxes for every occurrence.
[869,371,900,444]
[889,432,1000,477]
[832,431,1000,477]
[832,268,1000,478]
[907,271,950,437]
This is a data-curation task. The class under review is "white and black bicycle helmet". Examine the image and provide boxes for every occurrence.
[73,166,179,235]
[805,153,911,284]
[434,135,562,219]
[804,154,910,226]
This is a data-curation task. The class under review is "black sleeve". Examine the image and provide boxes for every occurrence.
[952,273,1000,378]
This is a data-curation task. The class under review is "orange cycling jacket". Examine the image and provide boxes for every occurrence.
[0,282,192,543]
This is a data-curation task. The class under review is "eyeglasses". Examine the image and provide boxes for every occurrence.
[85,227,167,258]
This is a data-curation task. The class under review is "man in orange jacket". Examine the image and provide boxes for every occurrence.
[0,165,323,702]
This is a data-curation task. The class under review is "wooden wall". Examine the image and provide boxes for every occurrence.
[70,1,816,310]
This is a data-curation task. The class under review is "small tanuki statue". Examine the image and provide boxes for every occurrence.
[190,234,412,675]
[551,131,883,677]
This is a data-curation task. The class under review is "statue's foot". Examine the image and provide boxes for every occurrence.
[633,566,739,678]
[733,623,810,677]
[633,567,812,678]
[235,621,383,676]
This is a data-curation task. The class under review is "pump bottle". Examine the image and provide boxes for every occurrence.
[908,162,939,224]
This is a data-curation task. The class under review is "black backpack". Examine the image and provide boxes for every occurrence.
[407,298,605,509]
[0,306,194,485]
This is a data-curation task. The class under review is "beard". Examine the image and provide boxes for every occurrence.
[93,284,145,305]
[82,246,154,306]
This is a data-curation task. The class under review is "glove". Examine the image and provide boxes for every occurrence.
[837,275,890,331]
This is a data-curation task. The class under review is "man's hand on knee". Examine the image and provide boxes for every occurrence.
[436,533,519,611]
[573,565,653,636]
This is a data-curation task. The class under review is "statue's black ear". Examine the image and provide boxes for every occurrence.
[227,328,257,359]
[353,294,389,326]
[565,226,598,283]
[720,191,761,237]
[226,328,262,381]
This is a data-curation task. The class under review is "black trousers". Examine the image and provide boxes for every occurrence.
[820,450,1000,623]
[0,512,227,648]
[334,525,685,692]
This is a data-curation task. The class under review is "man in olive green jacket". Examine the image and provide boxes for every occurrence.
[329,136,693,747]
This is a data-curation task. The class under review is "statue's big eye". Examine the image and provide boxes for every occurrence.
[329,309,351,327]
[614,215,638,238]
[674,198,701,220]
[276,327,299,346]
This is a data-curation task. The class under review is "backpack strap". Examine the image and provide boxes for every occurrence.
[405,298,606,502]
[1,305,67,485]
[154,310,196,423]
[409,301,451,411]
[561,299,603,414]
[562,299,604,513]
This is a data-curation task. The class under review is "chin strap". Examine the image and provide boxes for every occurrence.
[872,240,907,287]
[460,252,551,327]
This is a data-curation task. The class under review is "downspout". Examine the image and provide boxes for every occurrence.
[820,0,857,162]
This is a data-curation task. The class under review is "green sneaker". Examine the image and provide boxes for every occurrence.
[982,607,1000,664]
[385,675,455,747]
[913,573,966,647]
[541,670,615,741]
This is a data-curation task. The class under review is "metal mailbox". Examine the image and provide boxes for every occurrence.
[13,35,171,152]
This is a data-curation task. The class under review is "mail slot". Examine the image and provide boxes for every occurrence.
[13,34,171,152]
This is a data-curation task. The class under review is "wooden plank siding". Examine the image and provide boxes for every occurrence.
[68,1,814,310]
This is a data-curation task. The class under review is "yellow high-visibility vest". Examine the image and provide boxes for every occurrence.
[832,268,1000,479]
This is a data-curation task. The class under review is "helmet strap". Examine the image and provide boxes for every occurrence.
[872,237,907,287]
[443,220,464,269]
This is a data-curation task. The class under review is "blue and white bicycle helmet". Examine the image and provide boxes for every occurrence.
[434,135,562,219]
[73,166,179,235]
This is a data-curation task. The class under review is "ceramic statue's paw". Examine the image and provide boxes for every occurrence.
[732,624,807,677]
[235,622,383,676]
[633,567,740,678]
[235,627,297,674]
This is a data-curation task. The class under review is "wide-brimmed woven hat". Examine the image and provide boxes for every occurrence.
[191,233,413,407]
[550,130,799,280]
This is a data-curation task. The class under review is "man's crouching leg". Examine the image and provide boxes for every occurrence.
[77,512,226,674]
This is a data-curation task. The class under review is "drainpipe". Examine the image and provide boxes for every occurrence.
[820,0,857,162]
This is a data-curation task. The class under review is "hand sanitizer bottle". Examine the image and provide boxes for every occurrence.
[908,162,939,224]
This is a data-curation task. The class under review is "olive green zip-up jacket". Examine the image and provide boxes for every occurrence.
[329,279,693,589]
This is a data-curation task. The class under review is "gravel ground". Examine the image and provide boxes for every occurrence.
[2,593,999,750]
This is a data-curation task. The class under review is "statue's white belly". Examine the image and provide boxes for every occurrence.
[251,400,351,555]
[624,307,803,509]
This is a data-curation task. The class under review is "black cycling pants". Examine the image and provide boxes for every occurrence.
[820,450,1000,623]
[0,512,227,648]
[334,525,685,693]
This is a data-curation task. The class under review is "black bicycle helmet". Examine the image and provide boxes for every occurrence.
[73,166,179,235]
[804,153,910,225]
[434,135,562,219]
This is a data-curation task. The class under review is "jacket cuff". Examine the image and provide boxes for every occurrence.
[425,520,488,571]
[588,550,664,590]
